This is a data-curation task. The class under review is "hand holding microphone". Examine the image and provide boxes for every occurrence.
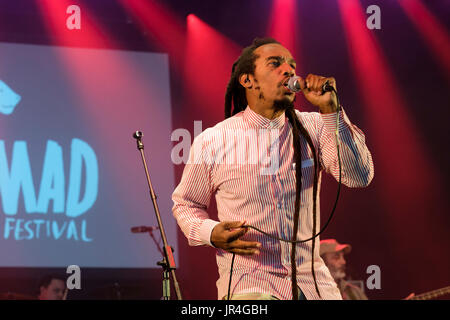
[286,74,338,114]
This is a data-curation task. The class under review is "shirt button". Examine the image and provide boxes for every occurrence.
[277,203,282,209]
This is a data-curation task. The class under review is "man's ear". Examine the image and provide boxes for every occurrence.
[239,73,252,88]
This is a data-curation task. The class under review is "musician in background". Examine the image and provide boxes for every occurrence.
[320,239,368,300]
[37,274,67,300]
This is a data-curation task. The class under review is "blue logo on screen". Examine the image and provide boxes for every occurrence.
[0,139,97,242]
[0,80,21,115]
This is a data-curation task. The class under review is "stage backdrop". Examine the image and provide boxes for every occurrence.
[0,42,177,268]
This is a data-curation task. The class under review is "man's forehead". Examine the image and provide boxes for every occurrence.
[49,279,65,287]
[325,250,345,257]
[254,43,293,60]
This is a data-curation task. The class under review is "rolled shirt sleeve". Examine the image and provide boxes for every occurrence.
[317,108,374,187]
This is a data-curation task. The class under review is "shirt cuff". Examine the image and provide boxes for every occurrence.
[199,219,220,247]
[320,108,348,133]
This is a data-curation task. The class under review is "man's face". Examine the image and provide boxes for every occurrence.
[39,279,66,300]
[323,251,347,281]
[250,43,297,107]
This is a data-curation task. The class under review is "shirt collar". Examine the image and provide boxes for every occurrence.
[243,105,286,129]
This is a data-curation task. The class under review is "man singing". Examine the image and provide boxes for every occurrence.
[172,38,374,300]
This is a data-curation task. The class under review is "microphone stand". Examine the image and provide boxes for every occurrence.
[148,228,165,258]
[132,131,182,300]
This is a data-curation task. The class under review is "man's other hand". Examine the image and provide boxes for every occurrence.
[211,221,261,256]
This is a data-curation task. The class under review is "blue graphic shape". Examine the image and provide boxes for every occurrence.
[0,80,21,115]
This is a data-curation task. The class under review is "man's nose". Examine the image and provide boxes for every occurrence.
[283,68,295,78]
[282,62,295,76]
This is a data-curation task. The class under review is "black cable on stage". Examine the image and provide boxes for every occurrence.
[227,87,342,300]
[227,253,236,300]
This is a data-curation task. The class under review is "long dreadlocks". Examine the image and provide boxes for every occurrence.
[224,37,321,299]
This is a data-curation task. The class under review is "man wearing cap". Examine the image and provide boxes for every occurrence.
[320,239,368,300]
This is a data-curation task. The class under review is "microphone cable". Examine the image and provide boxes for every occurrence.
[227,86,342,300]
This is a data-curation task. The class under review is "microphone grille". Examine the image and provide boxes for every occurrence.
[287,76,301,93]
[133,131,143,139]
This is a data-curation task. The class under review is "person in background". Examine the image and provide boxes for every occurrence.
[320,239,368,300]
[37,274,67,300]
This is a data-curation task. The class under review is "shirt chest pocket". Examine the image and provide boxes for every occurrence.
[215,164,271,200]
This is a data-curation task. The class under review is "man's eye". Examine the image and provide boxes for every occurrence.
[270,61,280,67]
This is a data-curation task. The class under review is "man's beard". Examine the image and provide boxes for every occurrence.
[330,266,346,281]
[331,269,346,281]
[273,96,295,112]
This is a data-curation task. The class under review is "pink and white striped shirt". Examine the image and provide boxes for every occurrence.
[172,106,374,300]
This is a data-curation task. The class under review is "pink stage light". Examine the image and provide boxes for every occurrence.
[337,1,445,220]
[337,0,447,281]
[267,0,299,59]
[37,0,166,194]
[38,0,109,48]
[185,14,242,119]
[118,0,186,70]
[266,0,307,109]
[399,0,450,84]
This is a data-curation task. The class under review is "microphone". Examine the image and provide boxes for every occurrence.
[286,76,334,93]
[133,131,143,139]
[133,130,144,150]
[131,226,160,233]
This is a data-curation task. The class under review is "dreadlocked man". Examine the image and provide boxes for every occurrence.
[172,37,374,300]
